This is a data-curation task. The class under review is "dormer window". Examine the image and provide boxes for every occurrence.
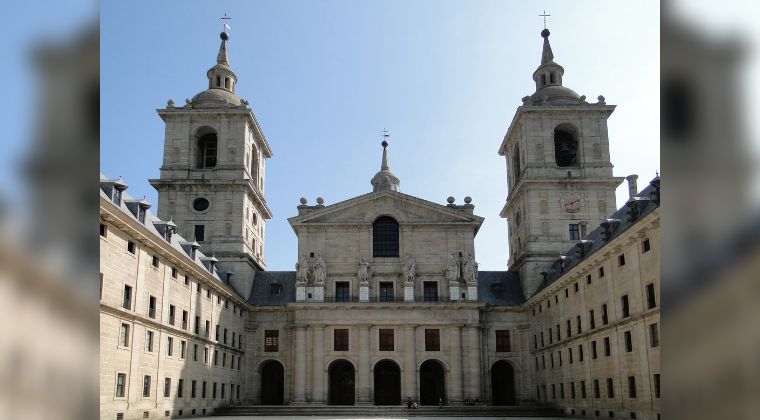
[270,283,282,295]
[137,207,146,224]
[112,188,122,205]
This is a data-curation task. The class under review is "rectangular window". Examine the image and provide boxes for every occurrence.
[127,241,136,254]
[423,281,438,302]
[204,347,208,364]
[646,283,657,309]
[604,337,611,356]
[167,337,173,357]
[568,347,573,364]
[335,282,350,302]
[168,305,175,326]
[425,329,441,351]
[182,310,188,330]
[147,296,156,319]
[628,376,637,398]
[571,382,576,399]
[194,316,200,334]
[622,295,630,317]
[195,225,205,242]
[119,323,130,347]
[191,380,197,398]
[599,266,605,278]
[606,378,614,398]
[550,353,554,368]
[569,224,580,240]
[202,381,207,398]
[379,329,394,351]
[143,375,151,397]
[180,340,187,359]
[379,282,394,302]
[152,255,159,268]
[145,330,154,352]
[221,383,226,399]
[177,379,184,398]
[602,304,609,325]
[213,382,217,399]
[233,332,236,347]
[653,374,660,398]
[578,344,584,362]
[264,330,279,352]
[495,330,511,352]
[642,238,651,253]
[205,321,210,338]
[222,352,226,367]
[625,331,633,352]
[566,319,571,338]
[215,325,220,341]
[589,310,596,329]
[551,384,556,399]
[618,254,626,266]
[576,315,582,334]
[171,267,177,278]
[586,274,592,285]
[592,341,598,359]
[650,323,659,347]
[533,334,537,349]
[574,282,579,293]
[580,380,587,399]
[100,223,107,237]
[184,275,190,286]
[115,373,126,397]
[193,344,198,361]
[164,378,171,398]
[123,285,132,310]
[224,328,228,344]
[593,379,600,398]
[556,324,561,341]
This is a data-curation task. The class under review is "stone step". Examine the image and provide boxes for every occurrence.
[215,405,564,417]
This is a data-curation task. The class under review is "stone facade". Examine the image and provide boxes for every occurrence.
[99,28,660,420]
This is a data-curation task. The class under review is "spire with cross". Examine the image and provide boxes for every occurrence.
[220,13,231,33]
[539,10,550,29]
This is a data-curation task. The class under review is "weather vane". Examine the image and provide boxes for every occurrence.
[539,10,550,29]
[220,13,231,32]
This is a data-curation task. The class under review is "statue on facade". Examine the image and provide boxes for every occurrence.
[443,253,461,283]
[358,257,373,285]
[402,255,416,284]
[295,256,309,285]
[313,256,327,286]
[463,253,478,284]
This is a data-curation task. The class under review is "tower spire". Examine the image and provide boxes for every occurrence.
[381,129,390,170]
[217,31,230,66]
[370,130,400,192]
[540,28,555,65]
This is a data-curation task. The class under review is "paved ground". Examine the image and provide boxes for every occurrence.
[190,417,569,419]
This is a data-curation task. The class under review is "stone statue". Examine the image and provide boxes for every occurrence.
[358,257,373,285]
[443,253,461,283]
[295,256,309,285]
[402,255,416,284]
[463,253,478,284]
[313,256,327,285]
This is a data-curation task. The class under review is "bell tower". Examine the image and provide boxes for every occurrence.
[150,31,272,297]
[498,28,623,300]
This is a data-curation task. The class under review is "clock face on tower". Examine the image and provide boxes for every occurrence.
[560,195,583,213]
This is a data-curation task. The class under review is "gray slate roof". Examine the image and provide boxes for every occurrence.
[477,271,525,306]
[247,271,297,305]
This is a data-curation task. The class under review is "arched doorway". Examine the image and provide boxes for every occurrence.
[328,360,355,405]
[260,360,284,405]
[491,360,516,405]
[373,360,401,405]
[419,360,446,405]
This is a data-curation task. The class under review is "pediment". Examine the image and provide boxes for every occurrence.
[288,190,484,228]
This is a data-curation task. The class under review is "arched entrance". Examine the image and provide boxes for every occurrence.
[259,360,284,405]
[328,360,355,405]
[419,360,446,405]
[491,360,516,405]
[373,360,401,405]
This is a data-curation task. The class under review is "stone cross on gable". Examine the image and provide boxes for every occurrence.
[539,10,551,29]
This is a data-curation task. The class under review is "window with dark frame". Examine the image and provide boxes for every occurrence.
[123,285,132,310]
[618,254,626,266]
[142,375,151,397]
[604,337,611,356]
[164,378,171,398]
[495,330,511,352]
[602,304,609,325]
[169,305,175,326]
[195,225,205,242]
[115,373,126,397]
[624,331,633,352]
[379,282,394,302]
[628,376,637,398]
[264,330,279,352]
[148,296,156,318]
[599,266,604,278]
[606,378,614,398]
[100,223,107,237]
[127,241,136,254]
[569,224,580,240]
[650,323,659,347]
[167,337,173,357]
[593,379,600,398]
[177,379,184,398]
[379,329,394,351]
[335,282,350,302]
[622,295,630,317]
[646,284,657,309]
[372,216,399,257]
[653,374,660,398]
[145,330,153,352]
[642,238,651,253]
[334,329,349,351]
[120,323,130,347]
[425,329,441,351]
[423,281,438,302]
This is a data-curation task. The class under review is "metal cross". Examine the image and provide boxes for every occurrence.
[539,10,550,29]
[220,13,232,32]
[382,128,389,139]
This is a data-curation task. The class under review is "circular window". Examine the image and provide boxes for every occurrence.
[193,198,210,212]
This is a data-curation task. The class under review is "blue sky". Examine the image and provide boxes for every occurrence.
[101,0,660,271]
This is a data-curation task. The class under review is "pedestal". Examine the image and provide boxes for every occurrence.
[359,284,369,302]
[466,285,478,301]
[312,286,324,302]
[403,283,415,302]
[296,285,306,301]
[449,282,460,301]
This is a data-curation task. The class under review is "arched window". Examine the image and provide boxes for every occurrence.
[553,124,579,167]
[197,133,218,168]
[373,216,399,257]
[512,144,521,183]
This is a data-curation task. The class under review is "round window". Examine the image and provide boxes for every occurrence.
[193,198,210,212]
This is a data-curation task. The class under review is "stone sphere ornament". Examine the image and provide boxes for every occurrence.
[299,197,307,205]
[464,196,472,204]
[447,196,455,204]
[316,197,324,205]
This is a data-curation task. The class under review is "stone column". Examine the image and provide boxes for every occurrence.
[465,325,482,399]
[357,324,372,404]
[403,325,417,401]
[293,325,307,403]
[449,325,463,403]
[311,325,326,403]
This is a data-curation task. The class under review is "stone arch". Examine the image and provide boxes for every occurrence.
[553,122,580,167]
[419,359,446,405]
[258,359,284,405]
[373,359,401,405]
[193,126,219,169]
[328,359,355,405]
[373,216,399,258]
[490,359,516,405]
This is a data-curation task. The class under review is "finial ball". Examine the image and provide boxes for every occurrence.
[541,28,550,38]
[381,140,388,148]
[447,196,455,204]
[464,196,472,204]
[220,31,229,41]
[316,197,324,205]
[299,197,307,205]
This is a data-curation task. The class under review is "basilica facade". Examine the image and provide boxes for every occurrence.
[100,28,660,420]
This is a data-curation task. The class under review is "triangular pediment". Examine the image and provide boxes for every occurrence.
[288,190,484,229]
